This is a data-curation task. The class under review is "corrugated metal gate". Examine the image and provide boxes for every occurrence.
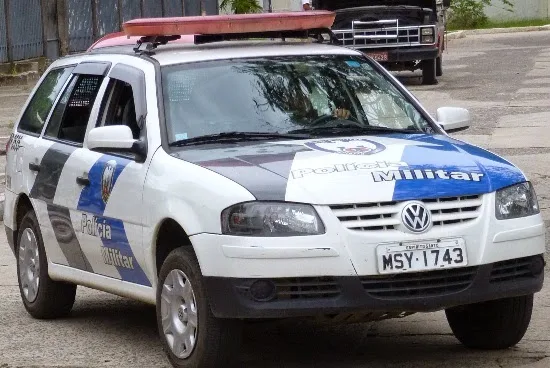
[0,0,44,63]
[67,0,216,53]
[0,0,219,63]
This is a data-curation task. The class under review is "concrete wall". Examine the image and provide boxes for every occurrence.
[484,0,549,20]
[269,0,302,11]
[269,0,550,20]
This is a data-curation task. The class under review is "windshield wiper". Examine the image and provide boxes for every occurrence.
[169,131,311,147]
[288,124,421,136]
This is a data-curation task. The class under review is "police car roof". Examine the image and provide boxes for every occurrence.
[88,39,359,66]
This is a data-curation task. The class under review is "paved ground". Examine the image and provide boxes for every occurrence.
[1,31,550,367]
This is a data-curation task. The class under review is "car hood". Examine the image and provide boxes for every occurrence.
[171,134,525,205]
[317,0,436,11]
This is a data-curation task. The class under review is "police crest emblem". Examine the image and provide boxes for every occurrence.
[101,160,117,204]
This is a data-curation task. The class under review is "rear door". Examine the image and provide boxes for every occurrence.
[5,65,74,256]
[29,62,110,271]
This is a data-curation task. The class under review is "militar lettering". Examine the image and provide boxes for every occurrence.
[101,246,134,269]
[372,169,484,183]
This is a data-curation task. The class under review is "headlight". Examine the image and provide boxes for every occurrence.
[421,27,434,35]
[495,182,540,220]
[421,35,435,43]
[221,201,325,236]
[420,27,435,43]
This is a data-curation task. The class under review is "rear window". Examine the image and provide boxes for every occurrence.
[18,66,74,135]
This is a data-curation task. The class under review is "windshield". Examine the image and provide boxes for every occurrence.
[161,55,435,144]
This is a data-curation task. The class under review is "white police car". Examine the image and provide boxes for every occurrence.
[4,11,545,368]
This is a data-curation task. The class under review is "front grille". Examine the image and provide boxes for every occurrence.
[330,195,482,232]
[361,267,478,299]
[490,257,536,283]
[236,277,341,301]
[332,19,429,49]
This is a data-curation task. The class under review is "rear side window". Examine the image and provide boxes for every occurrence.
[18,66,74,135]
[44,74,104,145]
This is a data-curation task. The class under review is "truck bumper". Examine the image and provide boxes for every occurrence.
[363,46,439,63]
[204,255,545,319]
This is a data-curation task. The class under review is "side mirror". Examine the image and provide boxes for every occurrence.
[436,107,470,133]
[87,125,137,151]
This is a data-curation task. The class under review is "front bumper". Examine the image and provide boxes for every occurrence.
[361,46,439,63]
[204,255,545,319]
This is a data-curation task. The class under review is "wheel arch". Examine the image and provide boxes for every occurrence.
[153,218,197,279]
[12,193,35,242]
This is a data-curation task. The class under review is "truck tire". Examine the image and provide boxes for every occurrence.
[436,55,443,76]
[16,210,77,319]
[156,247,243,368]
[422,59,437,85]
[445,294,534,350]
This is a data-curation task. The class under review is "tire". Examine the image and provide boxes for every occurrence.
[421,58,438,85]
[156,247,242,368]
[16,210,77,319]
[436,55,443,77]
[445,294,534,350]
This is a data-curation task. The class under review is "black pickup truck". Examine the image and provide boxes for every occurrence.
[315,0,450,85]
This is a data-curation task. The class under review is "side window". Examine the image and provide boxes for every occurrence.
[18,66,74,135]
[44,74,104,145]
[99,79,140,139]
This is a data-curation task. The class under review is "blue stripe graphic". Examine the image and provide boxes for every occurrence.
[390,134,526,201]
[77,155,151,287]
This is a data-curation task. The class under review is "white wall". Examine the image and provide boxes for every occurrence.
[484,0,549,21]
[269,0,550,20]
[269,0,303,11]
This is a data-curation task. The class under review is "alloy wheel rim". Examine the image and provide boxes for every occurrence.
[18,228,40,303]
[160,269,198,359]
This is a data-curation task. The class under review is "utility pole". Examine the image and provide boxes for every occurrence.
[56,0,69,56]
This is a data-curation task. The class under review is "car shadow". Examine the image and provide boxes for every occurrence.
[58,293,534,368]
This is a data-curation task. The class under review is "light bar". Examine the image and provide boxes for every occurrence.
[122,11,336,37]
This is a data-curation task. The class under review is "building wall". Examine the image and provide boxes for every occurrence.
[484,0,549,20]
[269,0,550,20]
[270,0,302,12]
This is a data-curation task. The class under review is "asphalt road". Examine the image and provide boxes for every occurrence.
[1,30,550,368]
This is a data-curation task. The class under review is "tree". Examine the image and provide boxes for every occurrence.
[219,0,263,14]
[448,0,514,29]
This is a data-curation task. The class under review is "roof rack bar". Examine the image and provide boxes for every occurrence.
[193,28,340,45]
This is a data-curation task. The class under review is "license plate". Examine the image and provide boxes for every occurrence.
[376,238,468,274]
[366,52,388,62]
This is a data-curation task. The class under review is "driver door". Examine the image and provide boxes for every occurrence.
[76,63,152,287]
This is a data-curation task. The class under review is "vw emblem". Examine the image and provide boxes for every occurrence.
[401,202,431,233]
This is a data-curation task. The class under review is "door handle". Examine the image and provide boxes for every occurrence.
[76,176,90,186]
[29,162,41,172]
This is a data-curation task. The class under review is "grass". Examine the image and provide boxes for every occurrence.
[447,18,550,31]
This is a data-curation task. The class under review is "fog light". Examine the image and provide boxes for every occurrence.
[529,256,545,276]
[249,280,276,302]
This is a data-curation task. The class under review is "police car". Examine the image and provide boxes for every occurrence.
[4,11,545,368]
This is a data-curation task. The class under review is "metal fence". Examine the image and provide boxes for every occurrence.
[0,0,219,63]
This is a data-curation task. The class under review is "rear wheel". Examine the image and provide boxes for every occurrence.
[445,294,534,349]
[156,247,242,368]
[16,210,77,319]
[436,55,443,76]
[421,58,438,85]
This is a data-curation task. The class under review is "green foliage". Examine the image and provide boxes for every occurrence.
[220,0,263,14]
[448,0,514,30]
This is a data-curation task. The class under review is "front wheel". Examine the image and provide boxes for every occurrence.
[156,247,243,368]
[445,294,534,349]
[421,59,438,85]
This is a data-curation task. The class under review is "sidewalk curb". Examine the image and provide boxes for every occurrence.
[447,24,550,40]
